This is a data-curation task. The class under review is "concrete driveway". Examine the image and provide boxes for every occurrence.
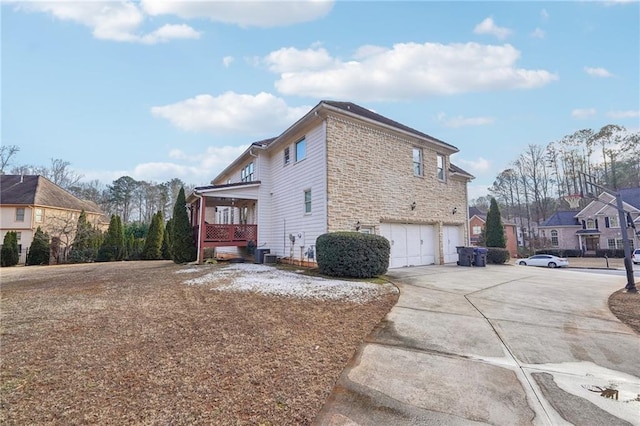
[314,264,640,425]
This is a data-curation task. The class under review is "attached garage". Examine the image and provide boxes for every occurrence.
[442,225,463,264]
[380,223,436,268]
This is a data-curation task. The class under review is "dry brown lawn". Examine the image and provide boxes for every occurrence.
[0,261,398,425]
[608,287,640,335]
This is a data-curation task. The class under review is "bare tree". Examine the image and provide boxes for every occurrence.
[0,145,20,174]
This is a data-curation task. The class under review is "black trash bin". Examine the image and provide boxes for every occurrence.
[456,246,474,266]
[474,247,488,267]
[255,248,270,264]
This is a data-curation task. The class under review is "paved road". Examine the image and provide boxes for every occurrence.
[315,264,640,425]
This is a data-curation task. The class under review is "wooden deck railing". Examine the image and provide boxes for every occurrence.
[193,224,257,246]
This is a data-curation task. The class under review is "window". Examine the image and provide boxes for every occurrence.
[437,154,446,181]
[15,232,21,241]
[284,147,290,165]
[35,208,43,223]
[16,208,25,222]
[472,225,482,235]
[551,230,559,247]
[609,216,619,228]
[241,162,254,182]
[296,138,306,162]
[412,148,423,176]
[304,190,311,213]
[586,219,595,229]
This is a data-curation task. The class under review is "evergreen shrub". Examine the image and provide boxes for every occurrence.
[316,231,389,278]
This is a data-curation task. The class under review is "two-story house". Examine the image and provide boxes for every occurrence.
[538,188,639,254]
[0,175,108,263]
[186,100,474,268]
[468,206,518,258]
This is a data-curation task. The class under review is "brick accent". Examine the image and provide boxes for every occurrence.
[324,114,469,245]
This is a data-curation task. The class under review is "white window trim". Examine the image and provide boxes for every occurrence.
[412,147,423,177]
[304,189,311,214]
[296,138,306,162]
[437,154,446,181]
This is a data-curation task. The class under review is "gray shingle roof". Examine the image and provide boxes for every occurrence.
[540,211,581,227]
[619,187,640,210]
[0,175,103,214]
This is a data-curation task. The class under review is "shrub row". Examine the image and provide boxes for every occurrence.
[535,248,583,258]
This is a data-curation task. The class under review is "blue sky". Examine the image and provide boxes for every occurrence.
[2,1,639,200]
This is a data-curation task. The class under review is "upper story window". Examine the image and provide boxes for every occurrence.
[437,154,446,181]
[551,230,559,247]
[296,138,306,162]
[472,225,482,235]
[586,218,596,229]
[15,208,25,222]
[35,208,44,223]
[606,216,619,228]
[16,232,21,241]
[304,189,312,214]
[284,147,290,165]
[412,148,423,176]
[241,162,254,182]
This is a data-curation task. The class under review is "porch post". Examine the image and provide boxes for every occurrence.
[198,195,206,264]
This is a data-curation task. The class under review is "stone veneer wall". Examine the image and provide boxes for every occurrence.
[324,114,469,245]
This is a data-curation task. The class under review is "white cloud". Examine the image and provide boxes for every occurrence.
[437,113,495,128]
[530,28,545,39]
[541,9,549,20]
[584,67,614,78]
[457,157,492,173]
[266,43,557,101]
[222,56,235,67]
[473,17,512,40]
[151,92,311,135]
[467,183,491,201]
[606,110,640,119]
[572,108,597,119]
[10,1,199,44]
[140,0,334,28]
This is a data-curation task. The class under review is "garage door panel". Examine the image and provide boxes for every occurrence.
[443,225,462,264]
[381,223,435,268]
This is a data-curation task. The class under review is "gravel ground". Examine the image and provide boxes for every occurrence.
[0,261,398,425]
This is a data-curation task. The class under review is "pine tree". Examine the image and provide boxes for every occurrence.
[170,187,196,264]
[97,214,124,262]
[26,227,50,265]
[115,215,125,260]
[162,218,173,260]
[142,211,164,260]
[69,210,93,262]
[1,231,20,267]
[485,198,506,248]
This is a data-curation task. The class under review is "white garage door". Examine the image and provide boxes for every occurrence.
[380,223,435,268]
[443,225,463,264]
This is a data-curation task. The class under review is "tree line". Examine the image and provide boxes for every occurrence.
[0,145,196,224]
[1,187,197,267]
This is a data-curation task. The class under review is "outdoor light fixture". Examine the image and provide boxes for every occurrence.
[355,221,361,231]
[452,207,457,215]
[411,202,417,210]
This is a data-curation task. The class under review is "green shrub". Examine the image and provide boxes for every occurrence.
[316,232,390,278]
[1,231,20,267]
[535,248,582,258]
[486,247,511,264]
[26,227,50,265]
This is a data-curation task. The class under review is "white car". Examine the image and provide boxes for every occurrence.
[517,254,569,268]
[632,249,640,265]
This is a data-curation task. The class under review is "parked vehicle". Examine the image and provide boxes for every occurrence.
[632,249,640,265]
[517,254,569,268]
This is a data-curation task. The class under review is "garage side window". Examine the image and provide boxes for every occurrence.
[412,148,422,176]
[437,154,446,181]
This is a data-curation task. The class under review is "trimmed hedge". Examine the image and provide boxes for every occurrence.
[595,249,626,258]
[486,247,511,264]
[316,232,390,278]
[535,248,583,258]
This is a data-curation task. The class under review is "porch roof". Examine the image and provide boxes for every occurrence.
[576,229,600,235]
[188,181,261,206]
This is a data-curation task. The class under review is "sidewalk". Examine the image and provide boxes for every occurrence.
[314,264,640,425]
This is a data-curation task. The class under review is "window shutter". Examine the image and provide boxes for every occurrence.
[595,219,599,229]
[582,220,586,229]
[605,217,610,228]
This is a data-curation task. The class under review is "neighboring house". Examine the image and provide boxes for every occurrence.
[186,100,474,268]
[468,206,518,257]
[0,175,108,263]
[538,211,582,251]
[539,188,640,254]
